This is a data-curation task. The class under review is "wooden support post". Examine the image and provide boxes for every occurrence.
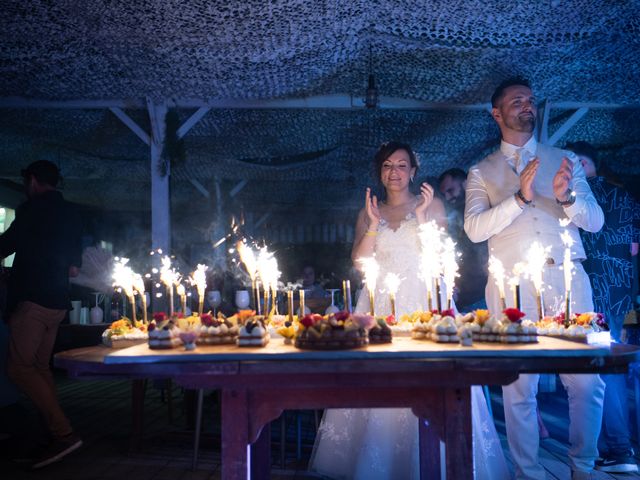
[536,99,549,144]
[147,99,170,253]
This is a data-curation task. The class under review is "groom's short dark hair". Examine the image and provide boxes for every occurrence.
[491,77,532,107]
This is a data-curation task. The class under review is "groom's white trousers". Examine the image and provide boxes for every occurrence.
[491,263,605,479]
[503,373,605,479]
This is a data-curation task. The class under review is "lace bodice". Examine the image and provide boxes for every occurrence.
[355,214,428,318]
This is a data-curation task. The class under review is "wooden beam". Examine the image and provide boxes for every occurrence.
[2,95,635,111]
[254,212,272,230]
[0,97,147,109]
[547,107,590,146]
[230,180,248,197]
[109,107,151,146]
[189,178,210,199]
[177,106,211,139]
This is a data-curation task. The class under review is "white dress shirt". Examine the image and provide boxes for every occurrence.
[463,136,603,270]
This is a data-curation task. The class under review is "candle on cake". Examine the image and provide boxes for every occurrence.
[526,242,551,321]
[509,262,526,311]
[560,221,575,327]
[342,280,352,313]
[418,221,444,311]
[257,247,279,317]
[160,256,178,317]
[176,283,187,315]
[113,258,137,324]
[287,290,294,322]
[236,240,259,313]
[359,257,380,316]
[191,264,207,317]
[384,272,401,319]
[133,273,148,324]
[442,237,459,311]
[489,256,507,311]
[267,258,281,315]
[299,288,305,317]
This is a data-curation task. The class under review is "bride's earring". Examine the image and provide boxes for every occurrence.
[410,175,414,183]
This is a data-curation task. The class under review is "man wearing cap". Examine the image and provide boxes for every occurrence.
[464,78,605,480]
[1,160,83,468]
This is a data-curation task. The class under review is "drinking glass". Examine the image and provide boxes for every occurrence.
[325,289,340,315]
[207,290,222,315]
[235,290,250,310]
[90,292,105,324]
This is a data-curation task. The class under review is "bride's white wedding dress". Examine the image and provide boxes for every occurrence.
[309,214,510,479]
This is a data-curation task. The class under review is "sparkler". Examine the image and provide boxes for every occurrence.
[384,273,401,318]
[113,258,137,323]
[160,256,179,317]
[560,221,575,326]
[359,257,380,316]
[489,256,507,311]
[526,242,551,320]
[191,264,207,317]
[442,237,459,310]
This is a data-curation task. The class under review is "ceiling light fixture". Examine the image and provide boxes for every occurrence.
[364,46,378,109]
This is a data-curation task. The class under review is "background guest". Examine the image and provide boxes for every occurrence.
[438,167,488,311]
[2,160,83,469]
[567,141,639,473]
[300,265,329,299]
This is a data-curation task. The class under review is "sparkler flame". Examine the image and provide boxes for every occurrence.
[112,258,135,299]
[526,242,550,294]
[441,237,459,302]
[384,272,401,296]
[236,240,258,281]
[417,221,444,284]
[508,262,526,288]
[159,256,179,289]
[560,227,575,293]
[358,257,380,293]
[488,256,506,298]
[191,264,208,299]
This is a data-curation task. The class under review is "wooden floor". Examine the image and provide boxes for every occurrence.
[1,371,640,479]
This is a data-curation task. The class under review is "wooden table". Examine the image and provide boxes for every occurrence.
[54,337,640,480]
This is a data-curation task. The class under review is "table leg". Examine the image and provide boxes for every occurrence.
[444,387,472,479]
[251,422,271,480]
[221,388,250,480]
[419,414,442,480]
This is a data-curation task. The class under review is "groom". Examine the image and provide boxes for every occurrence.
[463,78,605,480]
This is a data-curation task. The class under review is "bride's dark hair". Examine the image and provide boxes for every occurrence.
[373,141,420,186]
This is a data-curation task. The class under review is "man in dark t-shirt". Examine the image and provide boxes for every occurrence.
[438,168,488,311]
[1,160,83,469]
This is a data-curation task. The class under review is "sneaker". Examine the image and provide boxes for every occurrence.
[31,434,82,469]
[595,455,639,473]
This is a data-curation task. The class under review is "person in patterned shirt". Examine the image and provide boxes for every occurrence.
[568,141,640,474]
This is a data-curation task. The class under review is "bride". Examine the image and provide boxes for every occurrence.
[309,141,510,479]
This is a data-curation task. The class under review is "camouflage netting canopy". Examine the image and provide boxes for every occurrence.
[0,0,639,217]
